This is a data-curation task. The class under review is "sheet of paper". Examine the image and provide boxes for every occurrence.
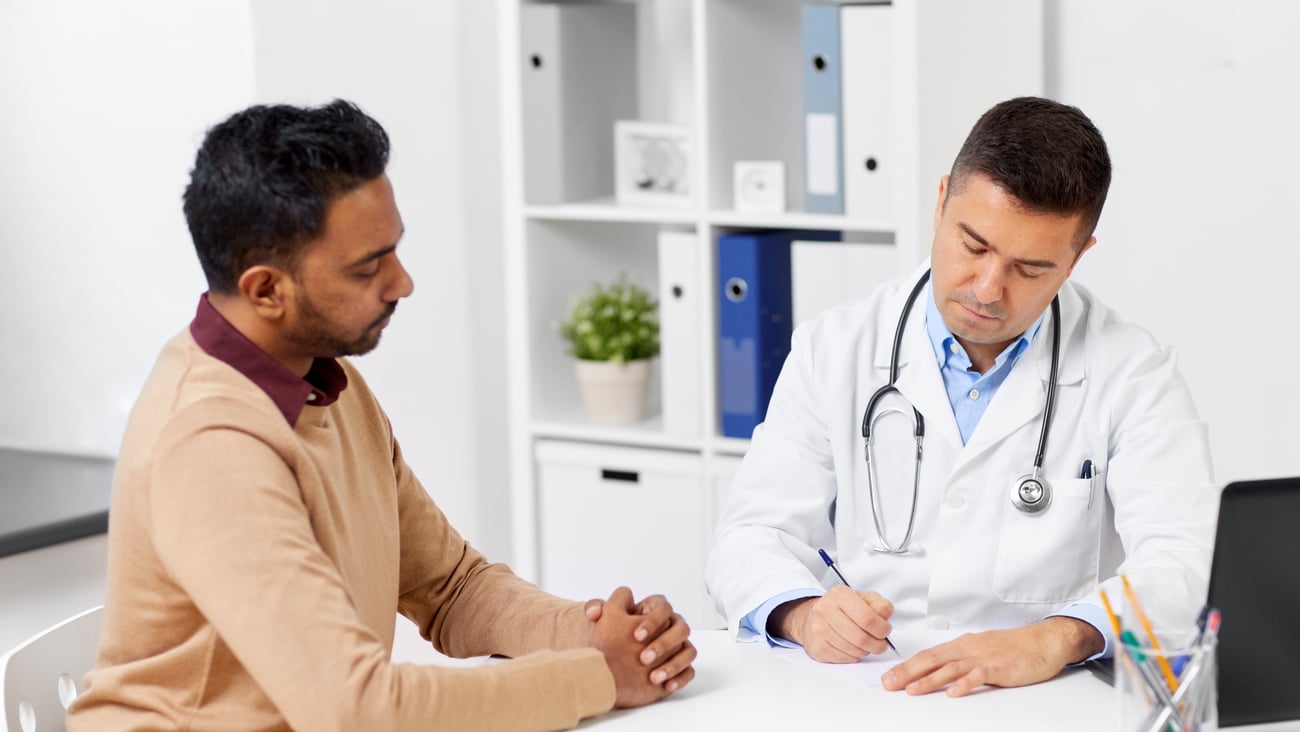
[771,646,900,688]
[769,629,963,689]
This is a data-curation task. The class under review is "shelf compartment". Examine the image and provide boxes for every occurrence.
[525,219,691,432]
[518,0,698,208]
[704,0,807,213]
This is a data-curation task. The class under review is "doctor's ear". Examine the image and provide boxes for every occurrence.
[1071,235,1098,267]
[933,175,951,231]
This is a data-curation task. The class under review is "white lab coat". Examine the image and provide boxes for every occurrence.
[706,261,1219,639]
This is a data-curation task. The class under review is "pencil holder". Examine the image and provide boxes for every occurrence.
[1114,598,1218,732]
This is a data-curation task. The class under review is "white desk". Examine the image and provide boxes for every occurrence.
[575,630,1300,731]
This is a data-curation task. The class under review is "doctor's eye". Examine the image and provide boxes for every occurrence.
[1016,266,1046,279]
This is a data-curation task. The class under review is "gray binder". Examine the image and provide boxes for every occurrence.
[801,3,844,214]
[840,3,894,224]
[520,3,638,205]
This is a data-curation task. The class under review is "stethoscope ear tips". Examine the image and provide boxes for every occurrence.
[1012,475,1052,514]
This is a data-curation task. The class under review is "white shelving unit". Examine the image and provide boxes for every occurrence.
[498,0,1042,629]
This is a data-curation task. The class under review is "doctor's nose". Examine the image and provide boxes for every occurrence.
[971,263,1005,304]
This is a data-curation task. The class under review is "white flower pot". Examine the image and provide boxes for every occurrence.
[574,358,651,425]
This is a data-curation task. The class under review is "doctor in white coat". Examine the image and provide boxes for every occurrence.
[706,97,1218,697]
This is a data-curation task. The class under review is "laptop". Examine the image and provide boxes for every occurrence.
[1207,478,1300,727]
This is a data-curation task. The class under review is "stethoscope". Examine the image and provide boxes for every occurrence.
[861,269,1062,554]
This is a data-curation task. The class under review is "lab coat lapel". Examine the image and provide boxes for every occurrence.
[957,333,1049,467]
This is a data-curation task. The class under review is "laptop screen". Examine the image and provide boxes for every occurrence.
[1207,478,1300,727]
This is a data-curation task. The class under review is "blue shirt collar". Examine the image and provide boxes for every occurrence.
[923,281,1046,373]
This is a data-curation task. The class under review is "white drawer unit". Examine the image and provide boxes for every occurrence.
[536,440,710,628]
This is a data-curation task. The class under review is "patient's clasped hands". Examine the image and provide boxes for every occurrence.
[585,586,697,708]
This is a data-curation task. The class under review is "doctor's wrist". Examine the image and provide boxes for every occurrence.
[1038,616,1105,666]
[768,597,817,645]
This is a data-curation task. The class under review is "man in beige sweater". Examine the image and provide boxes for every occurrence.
[67,100,695,731]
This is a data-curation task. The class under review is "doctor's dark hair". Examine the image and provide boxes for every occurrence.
[948,96,1111,250]
[182,99,391,294]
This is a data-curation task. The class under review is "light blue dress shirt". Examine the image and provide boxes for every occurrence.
[922,284,1042,444]
[740,284,1111,661]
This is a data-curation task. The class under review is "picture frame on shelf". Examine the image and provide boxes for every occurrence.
[614,120,694,208]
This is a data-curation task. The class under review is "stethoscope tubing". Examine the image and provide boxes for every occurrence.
[860,269,1062,552]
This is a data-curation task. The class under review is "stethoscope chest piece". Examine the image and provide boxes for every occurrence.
[1011,474,1052,514]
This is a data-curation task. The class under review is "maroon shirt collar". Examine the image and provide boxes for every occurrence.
[189,294,347,426]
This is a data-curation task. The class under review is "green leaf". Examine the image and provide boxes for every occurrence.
[558,276,660,362]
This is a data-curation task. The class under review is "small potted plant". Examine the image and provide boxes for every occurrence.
[559,278,659,424]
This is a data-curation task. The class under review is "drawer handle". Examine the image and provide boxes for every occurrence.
[601,469,639,483]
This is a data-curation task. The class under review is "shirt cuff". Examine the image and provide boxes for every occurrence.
[1048,602,1112,662]
[739,588,824,648]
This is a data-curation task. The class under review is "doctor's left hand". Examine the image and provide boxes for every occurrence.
[880,616,1104,697]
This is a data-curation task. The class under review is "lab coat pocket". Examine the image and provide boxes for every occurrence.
[992,476,1100,604]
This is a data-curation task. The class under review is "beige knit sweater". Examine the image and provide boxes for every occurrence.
[67,330,615,731]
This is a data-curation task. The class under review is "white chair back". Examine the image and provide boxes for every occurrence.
[0,606,103,732]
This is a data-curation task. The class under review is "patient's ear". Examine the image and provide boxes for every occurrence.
[237,265,292,320]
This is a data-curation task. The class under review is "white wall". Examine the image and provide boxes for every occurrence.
[1047,0,1300,483]
[459,1,511,561]
[0,0,254,457]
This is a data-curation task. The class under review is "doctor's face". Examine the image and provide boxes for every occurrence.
[929,172,1095,370]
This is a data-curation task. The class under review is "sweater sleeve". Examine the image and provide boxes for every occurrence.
[390,435,598,659]
[148,405,615,732]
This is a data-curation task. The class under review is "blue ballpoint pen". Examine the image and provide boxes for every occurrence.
[1080,459,1096,510]
[818,548,900,657]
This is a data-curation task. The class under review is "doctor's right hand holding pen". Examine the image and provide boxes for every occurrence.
[767,585,898,664]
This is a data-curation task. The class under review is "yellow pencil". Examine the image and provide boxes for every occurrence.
[1099,589,1123,638]
[1121,574,1180,692]
[1101,589,1156,708]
